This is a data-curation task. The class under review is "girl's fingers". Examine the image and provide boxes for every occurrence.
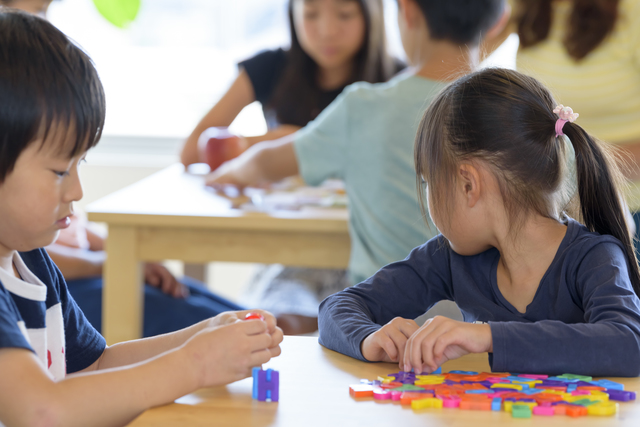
[420,322,452,373]
[404,319,437,372]
[378,332,399,362]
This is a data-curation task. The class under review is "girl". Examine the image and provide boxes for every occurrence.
[318,68,640,376]
[180,0,402,166]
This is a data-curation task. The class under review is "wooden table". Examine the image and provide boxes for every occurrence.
[128,336,640,426]
[86,164,350,344]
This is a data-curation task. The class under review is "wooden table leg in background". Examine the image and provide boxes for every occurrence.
[103,225,143,345]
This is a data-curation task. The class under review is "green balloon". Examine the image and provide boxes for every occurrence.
[92,0,141,29]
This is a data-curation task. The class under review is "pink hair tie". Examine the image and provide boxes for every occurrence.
[553,104,579,137]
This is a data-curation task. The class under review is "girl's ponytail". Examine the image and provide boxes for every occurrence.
[563,123,640,297]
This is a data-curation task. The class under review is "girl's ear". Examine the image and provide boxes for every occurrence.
[458,163,481,208]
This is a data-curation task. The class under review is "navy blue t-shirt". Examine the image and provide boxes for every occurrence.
[0,248,105,378]
[319,218,640,377]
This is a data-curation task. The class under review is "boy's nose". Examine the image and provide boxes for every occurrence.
[65,172,84,203]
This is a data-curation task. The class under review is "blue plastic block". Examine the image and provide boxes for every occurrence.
[492,398,502,411]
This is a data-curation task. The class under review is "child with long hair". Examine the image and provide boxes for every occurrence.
[180,0,401,166]
[318,68,640,376]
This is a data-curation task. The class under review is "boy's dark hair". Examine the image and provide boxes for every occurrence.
[0,10,105,182]
[415,0,504,45]
[415,67,640,298]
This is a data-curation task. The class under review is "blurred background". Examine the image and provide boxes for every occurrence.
[47,0,517,298]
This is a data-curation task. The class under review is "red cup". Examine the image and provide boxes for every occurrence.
[198,127,245,172]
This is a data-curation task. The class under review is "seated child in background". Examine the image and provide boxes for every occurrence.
[0,11,282,426]
[47,213,245,337]
[319,67,640,377]
[206,0,509,333]
[180,0,403,165]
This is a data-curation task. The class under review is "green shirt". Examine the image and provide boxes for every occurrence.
[294,73,446,284]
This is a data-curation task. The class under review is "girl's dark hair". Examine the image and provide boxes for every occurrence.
[517,0,620,61]
[269,0,395,127]
[414,68,640,297]
[0,10,105,182]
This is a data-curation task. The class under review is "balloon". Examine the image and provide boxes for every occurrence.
[92,0,140,29]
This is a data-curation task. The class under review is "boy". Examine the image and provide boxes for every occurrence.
[207,0,508,332]
[0,11,282,426]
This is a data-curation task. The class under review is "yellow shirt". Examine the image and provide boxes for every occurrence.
[516,0,640,145]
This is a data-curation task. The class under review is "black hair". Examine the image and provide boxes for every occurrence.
[269,0,396,127]
[0,10,105,182]
[415,67,640,298]
[414,0,505,45]
[516,0,619,61]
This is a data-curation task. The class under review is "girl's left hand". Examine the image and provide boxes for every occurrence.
[402,316,493,374]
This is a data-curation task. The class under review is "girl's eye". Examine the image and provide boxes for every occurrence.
[53,170,69,178]
[338,11,358,20]
[304,11,319,20]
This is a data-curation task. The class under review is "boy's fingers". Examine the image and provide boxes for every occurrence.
[268,344,282,358]
[249,348,273,367]
[241,318,269,336]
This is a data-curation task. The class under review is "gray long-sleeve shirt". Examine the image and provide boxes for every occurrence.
[318,218,640,377]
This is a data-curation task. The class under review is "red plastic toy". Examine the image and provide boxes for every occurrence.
[245,312,265,321]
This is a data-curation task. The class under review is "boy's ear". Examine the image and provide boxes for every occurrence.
[484,2,512,42]
[397,0,422,30]
[458,164,481,208]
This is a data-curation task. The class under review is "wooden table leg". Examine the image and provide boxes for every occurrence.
[103,225,143,345]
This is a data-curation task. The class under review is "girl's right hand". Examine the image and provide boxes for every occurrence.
[182,320,282,388]
[360,317,419,363]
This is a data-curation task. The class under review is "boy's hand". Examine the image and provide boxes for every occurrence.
[361,317,419,363]
[183,319,283,388]
[207,310,279,335]
[205,155,253,190]
[144,263,189,298]
[208,310,283,358]
[402,316,492,374]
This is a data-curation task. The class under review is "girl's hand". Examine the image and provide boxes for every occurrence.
[361,317,419,363]
[183,319,283,388]
[403,316,493,374]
